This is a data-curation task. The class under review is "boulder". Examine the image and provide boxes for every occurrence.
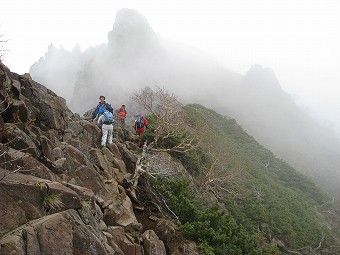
[52,146,64,159]
[11,79,21,95]
[0,168,81,238]
[58,143,92,173]
[70,165,110,199]
[61,143,89,167]
[62,182,96,209]
[117,142,137,172]
[107,226,144,255]
[40,135,55,161]
[0,209,115,255]
[20,155,57,181]
[0,146,57,181]
[52,157,67,173]
[25,125,44,144]
[104,231,125,255]
[103,195,137,227]
[1,123,40,158]
[66,119,101,147]
[7,99,29,123]
[112,157,128,174]
[111,167,126,184]
[125,222,144,242]
[62,182,99,227]
[142,230,167,255]
[89,148,112,174]
[107,142,122,159]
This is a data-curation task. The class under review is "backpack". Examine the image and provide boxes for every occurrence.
[135,114,144,129]
[97,104,107,115]
[103,111,114,124]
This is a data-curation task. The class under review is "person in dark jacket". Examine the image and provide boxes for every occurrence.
[92,96,113,120]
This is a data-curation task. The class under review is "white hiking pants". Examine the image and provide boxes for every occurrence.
[101,124,113,147]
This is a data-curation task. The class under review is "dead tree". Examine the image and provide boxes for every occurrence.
[199,145,242,200]
[131,86,198,153]
[253,185,265,201]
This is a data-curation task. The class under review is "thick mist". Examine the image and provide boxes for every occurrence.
[30,9,340,198]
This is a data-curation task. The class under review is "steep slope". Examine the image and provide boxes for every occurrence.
[0,63,201,255]
[169,104,340,253]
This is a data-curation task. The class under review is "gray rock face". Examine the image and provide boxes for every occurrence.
[0,168,82,238]
[2,123,41,158]
[0,210,115,255]
[19,74,72,131]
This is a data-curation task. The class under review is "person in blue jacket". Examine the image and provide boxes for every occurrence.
[92,96,113,120]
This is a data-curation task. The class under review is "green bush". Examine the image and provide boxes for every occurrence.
[154,178,279,255]
[183,104,332,248]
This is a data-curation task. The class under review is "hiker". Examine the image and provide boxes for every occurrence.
[116,104,127,124]
[97,110,114,147]
[134,113,148,148]
[134,113,148,137]
[92,96,113,120]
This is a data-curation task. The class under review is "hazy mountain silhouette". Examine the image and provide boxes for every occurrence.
[30,8,340,198]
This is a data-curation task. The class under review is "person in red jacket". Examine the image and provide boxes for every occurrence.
[116,104,127,124]
[134,113,148,136]
[134,113,148,147]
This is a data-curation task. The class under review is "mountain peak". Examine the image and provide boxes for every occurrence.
[107,8,159,54]
[244,64,282,91]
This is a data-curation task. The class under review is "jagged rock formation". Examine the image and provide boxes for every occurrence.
[0,63,198,254]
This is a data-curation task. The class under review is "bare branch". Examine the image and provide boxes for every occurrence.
[317,197,335,208]
[264,160,270,168]
[315,232,325,251]
[131,86,198,153]
[287,250,303,255]
[253,185,265,201]
[322,210,334,215]
[162,198,180,223]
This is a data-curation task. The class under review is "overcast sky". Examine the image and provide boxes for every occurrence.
[1,0,340,134]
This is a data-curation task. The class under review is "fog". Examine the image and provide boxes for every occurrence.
[1,0,339,136]
[1,2,340,197]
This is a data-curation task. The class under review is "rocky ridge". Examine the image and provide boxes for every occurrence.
[0,63,197,255]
